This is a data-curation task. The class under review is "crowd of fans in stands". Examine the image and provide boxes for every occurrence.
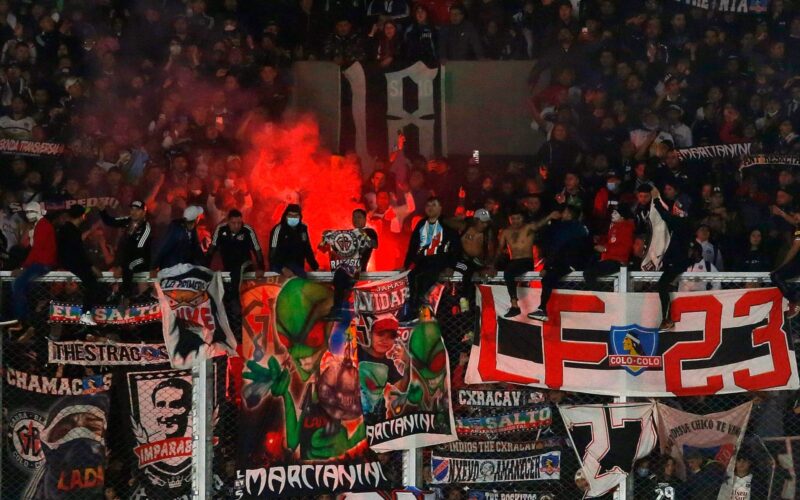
[1,1,800,497]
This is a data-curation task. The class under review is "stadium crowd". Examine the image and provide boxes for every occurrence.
[2,0,800,331]
[0,1,799,498]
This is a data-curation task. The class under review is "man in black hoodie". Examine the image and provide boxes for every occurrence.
[57,205,101,326]
[269,204,319,278]
[152,205,205,273]
[404,197,461,315]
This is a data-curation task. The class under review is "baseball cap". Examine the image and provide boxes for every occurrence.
[372,315,399,334]
[183,205,203,222]
[474,208,491,222]
[130,200,145,210]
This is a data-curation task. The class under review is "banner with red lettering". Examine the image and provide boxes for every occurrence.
[465,286,798,397]
[0,138,65,156]
[655,401,753,498]
[236,277,392,498]
[2,367,112,499]
[353,273,456,452]
[156,264,237,369]
[119,360,224,500]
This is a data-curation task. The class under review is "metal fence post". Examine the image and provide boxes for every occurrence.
[613,268,631,500]
[192,357,214,499]
[403,448,420,487]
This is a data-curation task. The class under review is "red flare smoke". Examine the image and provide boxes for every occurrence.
[245,117,363,269]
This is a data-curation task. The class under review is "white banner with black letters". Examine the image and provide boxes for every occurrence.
[560,403,657,498]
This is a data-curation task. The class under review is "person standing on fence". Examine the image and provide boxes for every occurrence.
[57,205,101,326]
[98,200,151,302]
[497,208,560,318]
[528,205,590,322]
[268,203,319,279]
[1,201,58,335]
[770,209,800,318]
[152,205,206,273]
[207,209,265,294]
[450,208,496,307]
[652,183,694,332]
[404,196,461,316]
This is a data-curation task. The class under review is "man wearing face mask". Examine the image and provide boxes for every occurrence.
[591,170,623,235]
[152,205,205,274]
[583,203,634,288]
[1,202,57,335]
[268,204,319,279]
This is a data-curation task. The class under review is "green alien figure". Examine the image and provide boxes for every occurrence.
[243,278,365,461]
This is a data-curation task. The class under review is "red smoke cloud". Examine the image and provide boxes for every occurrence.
[244,117,363,269]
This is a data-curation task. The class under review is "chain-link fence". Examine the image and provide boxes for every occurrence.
[0,271,799,499]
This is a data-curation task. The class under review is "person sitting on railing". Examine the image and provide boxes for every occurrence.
[151,205,206,275]
[770,210,800,318]
[268,203,319,279]
[0,201,57,336]
[583,203,634,289]
[57,205,101,326]
[207,208,265,297]
[497,208,560,318]
[528,205,590,322]
[98,199,152,303]
[318,208,377,318]
[404,196,460,316]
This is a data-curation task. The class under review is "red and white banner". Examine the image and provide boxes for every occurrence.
[465,286,799,397]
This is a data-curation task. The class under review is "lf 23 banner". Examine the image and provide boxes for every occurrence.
[353,272,457,452]
[3,368,112,499]
[466,286,799,396]
[236,277,390,498]
[156,264,237,369]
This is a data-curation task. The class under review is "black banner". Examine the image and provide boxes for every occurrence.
[120,362,221,500]
[431,443,563,485]
[3,368,112,499]
[456,388,546,408]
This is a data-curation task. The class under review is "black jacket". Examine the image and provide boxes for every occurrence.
[404,218,461,270]
[154,219,204,270]
[209,222,264,273]
[57,221,93,276]
[268,213,318,272]
[99,209,151,271]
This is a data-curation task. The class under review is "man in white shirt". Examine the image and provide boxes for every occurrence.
[0,95,35,140]
[679,240,721,292]
[718,453,758,500]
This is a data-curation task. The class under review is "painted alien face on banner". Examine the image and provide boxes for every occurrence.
[359,362,390,413]
[274,279,334,381]
[409,322,447,399]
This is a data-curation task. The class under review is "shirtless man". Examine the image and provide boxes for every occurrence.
[499,208,560,317]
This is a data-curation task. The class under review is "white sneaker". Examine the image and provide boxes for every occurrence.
[79,312,97,326]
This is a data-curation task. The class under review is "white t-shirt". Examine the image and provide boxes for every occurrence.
[0,114,35,140]
[719,473,752,500]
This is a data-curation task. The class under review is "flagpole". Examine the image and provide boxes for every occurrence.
[615,267,630,500]
[192,357,213,499]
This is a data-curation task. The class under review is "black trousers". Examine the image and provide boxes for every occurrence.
[657,259,690,320]
[121,259,149,298]
[73,269,101,313]
[539,260,572,310]
[333,268,355,312]
[408,260,446,314]
[583,260,622,289]
[504,258,533,301]
[771,258,800,303]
